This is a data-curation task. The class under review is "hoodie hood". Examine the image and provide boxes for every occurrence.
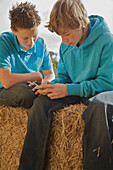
[83,15,111,46]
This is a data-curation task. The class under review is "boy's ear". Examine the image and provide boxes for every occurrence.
[10,27,17,36]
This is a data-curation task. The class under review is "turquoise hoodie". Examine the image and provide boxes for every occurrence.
[51,15,113,97]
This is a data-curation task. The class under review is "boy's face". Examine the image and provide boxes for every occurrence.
[11,26,38,51]
[60,28,84,46]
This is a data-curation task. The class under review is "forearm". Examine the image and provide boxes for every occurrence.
[66,77,113,97]
[1,71,42,89]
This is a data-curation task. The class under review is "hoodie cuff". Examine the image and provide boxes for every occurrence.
[66,83,81,96]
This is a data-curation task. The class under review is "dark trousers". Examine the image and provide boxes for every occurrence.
[82,102,113,170]
[1,85,113,170]
[18,92,113,170]
[82,91,113,170]
[0,83,36,108]
[18,95,89,170]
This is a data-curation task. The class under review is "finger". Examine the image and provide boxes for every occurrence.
[38,87,52,93]
[47,94,59,99]
[38,89,47,94]
[28,82,37,87]
[32,86,40,92]
[34,90,40,95]
[27,81,31,84]
[40,92,48,96]
[41,84,54,89]
[47,91,65,99]
[47,92,58,99]
[38,89,48,95]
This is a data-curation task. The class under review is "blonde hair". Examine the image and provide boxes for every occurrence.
[47,0,89,34]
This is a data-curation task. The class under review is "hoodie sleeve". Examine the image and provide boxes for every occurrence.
[67,40,113,97]
[51,46,72,84]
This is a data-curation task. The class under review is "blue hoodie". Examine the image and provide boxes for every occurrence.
[51,15,113,97]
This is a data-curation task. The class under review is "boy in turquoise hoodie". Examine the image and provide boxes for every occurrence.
[18,0,113,169]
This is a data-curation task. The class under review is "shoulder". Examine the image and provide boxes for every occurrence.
[0,31,13,40]
[89,15,113,51]
[95,32,113,53]
[0,31,14,48]
[36,37,45,47]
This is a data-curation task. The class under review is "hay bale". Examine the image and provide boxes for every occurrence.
[46,104,87,170]
[0,106,29,170]
[0,104,87,170]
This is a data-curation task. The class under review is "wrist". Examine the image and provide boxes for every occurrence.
[37,72,43,85]
[65,84,67,96]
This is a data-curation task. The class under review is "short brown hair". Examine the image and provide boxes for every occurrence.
[9,2,41,31]
[47,0,89,34]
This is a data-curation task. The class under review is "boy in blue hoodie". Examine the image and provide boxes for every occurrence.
[18,0,113,169]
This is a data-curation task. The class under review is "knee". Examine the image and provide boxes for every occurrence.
[12,83,36,108]
[0,83,36,108]
[15,83,35,98]
[29,95,53,120]
[89,91,113,105]
[33,95,51,108]
[82,101,105,124]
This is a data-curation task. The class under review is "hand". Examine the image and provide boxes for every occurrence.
[32,72,42,85]
[38,83,67,99]
[28,81,40,94]
[28,81,51,95]
[34,81,51,96]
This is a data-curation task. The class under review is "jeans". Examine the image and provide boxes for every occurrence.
[0,83,36,108]
[18,95,89,170]
[82,91,113,170]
